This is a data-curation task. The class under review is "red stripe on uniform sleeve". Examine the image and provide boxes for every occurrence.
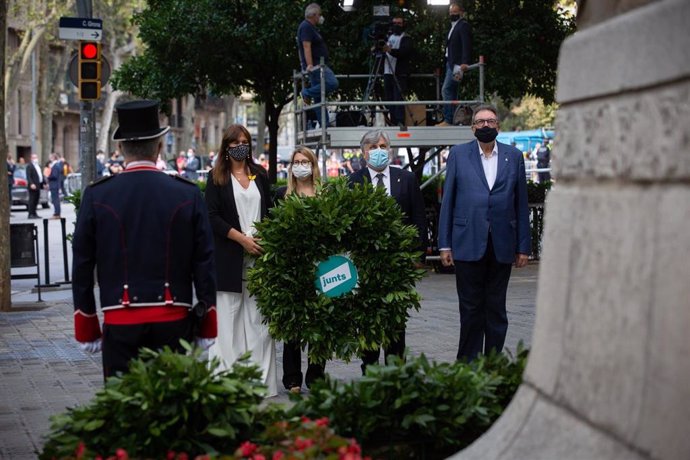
[74,310,102,342]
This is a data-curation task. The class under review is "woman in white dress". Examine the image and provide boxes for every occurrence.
[204,124,278,397]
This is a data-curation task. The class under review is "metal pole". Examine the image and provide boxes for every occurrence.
[34,226,42,302]
[479,55,485,103]
[31,42,37,157]
[43,218,50,285]
[79,101,97,190]
[293,71,298,149]
[319,57,326,145]
[60,217,70,283]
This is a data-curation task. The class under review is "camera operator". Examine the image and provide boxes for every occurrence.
[438,1,472,126]
[382,16,413,127]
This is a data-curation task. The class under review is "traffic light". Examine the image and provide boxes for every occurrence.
[78,41,101,100]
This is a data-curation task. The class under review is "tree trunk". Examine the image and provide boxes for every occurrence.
[256,103,266,156]
[180,94,195,151]
[266,103,282,184]
[1,0,11,310]
[97,89,121,154]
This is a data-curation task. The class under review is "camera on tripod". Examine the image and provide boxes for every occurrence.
[368,5,391,55]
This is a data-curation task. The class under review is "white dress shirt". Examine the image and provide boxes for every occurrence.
[367,165,391,195]
[479,141,499,190]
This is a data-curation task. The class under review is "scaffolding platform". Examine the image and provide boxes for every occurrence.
[299,125,476,149]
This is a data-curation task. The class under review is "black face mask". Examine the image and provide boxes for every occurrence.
[391,25,403,35]
[474,127,499,143]
[226,144,250,161]
[450,14,461,22]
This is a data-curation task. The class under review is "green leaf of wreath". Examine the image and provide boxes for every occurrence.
[248,177,425,363]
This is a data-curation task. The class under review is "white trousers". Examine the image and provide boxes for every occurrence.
[209,287,278,397]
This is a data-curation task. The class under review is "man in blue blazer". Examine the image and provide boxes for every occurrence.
[438,104,530,361]
[349,129,427,373]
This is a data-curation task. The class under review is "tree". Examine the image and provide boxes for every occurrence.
[112,0,305,182]
[1,0,10,310]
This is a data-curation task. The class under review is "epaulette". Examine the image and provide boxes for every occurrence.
[172,174,197,185]
[90,174,115,187]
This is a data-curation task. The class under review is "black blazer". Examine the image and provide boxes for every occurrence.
[446,19,472,68]
[388,34,413,77]
[26,164,41,188]
[205,169,273,293]
[348,167,427,253]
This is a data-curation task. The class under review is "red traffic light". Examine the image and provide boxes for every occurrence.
[81,43,98,59]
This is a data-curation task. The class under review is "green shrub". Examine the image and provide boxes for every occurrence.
[40,344,267,459]
[248,178,426,364]
[289,350,528,459]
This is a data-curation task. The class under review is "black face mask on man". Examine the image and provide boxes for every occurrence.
[391,25,403,35]
[450,14,461,22]
[474,127,499,143]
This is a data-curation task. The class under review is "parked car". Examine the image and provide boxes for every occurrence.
[11,166,50,209]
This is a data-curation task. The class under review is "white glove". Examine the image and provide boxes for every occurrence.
[195,337,215,350]
[452,64,463,81]
[79,340,102,354]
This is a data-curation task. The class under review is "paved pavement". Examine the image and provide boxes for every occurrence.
[2,202,539,459]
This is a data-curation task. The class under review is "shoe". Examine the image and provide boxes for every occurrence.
[289,386,302,395]
[27,215,40,219]
[436,121,451,127]
[303,96,313,105]
[50,215,61,220]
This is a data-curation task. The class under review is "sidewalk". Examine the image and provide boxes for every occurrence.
[2,203,539,459]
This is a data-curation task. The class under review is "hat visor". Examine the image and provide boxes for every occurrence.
[112,126,170,142]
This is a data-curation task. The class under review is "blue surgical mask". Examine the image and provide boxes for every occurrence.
[367,148,389,170]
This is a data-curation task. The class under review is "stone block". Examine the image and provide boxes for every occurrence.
[557,0,690,103]
[554,80,690,181]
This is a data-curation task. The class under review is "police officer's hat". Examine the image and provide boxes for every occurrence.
[112,100,170,141]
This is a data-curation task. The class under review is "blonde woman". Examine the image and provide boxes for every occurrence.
[275,146,326,394]
[204,124,278,397]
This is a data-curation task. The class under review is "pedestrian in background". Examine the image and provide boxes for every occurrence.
[349,129,427,374]
[204,124,278,397]
[438,1,472,126]
[275,146,326,394]
[72,100,217,380]
[6,154,14,207]
[184,148,200,180]
[26,153,43,219]
[47,153,63,219]
[438,104,530,362]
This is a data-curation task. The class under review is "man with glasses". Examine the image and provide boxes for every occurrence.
[438,104,530,362]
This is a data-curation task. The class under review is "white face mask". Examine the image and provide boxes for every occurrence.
[292,164,313,179]
[318,15,325,25]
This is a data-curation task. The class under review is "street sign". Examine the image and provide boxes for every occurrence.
[59,17,103,42]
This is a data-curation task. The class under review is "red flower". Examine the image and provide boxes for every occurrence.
[253,455,266,460]
[167,451,177,460]
[194,455,211,460]
[340,453,362,460]
[115,448,129,460]
[300,416,312,424]
[293,436,315,451]
[348,440,361,454]
[315,417,329,427]
[177,453,189,460]
[75,442,86,459]
[272,452,285,460]
[239,441,259,457]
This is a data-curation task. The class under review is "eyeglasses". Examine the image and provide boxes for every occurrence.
[473,118,498,128]
[292,160,312,167]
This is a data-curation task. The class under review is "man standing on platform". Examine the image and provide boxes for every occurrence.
[438,1,472,126]
[72,100,217,380]
[383,16,413,127]
[297,3,339,128]
[438,104,530,362]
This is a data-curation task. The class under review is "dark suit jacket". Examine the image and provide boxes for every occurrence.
[72,164,216,342]
[438,140,530,264]
[447,19,472,68]
[205,168,273,293]
[388,34,413,77]
[26,163,42,188]
[348,166,427,253]
[48,161,63,189]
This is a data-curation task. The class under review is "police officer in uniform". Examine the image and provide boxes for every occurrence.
[72,100,217,379]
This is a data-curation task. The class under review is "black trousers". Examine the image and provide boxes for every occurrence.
[27,189,39,216]
[384,74,407,125]
[454,237,512,362]
[361,329,405,375]
[102,317,193,380]
[282,341,325,389]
